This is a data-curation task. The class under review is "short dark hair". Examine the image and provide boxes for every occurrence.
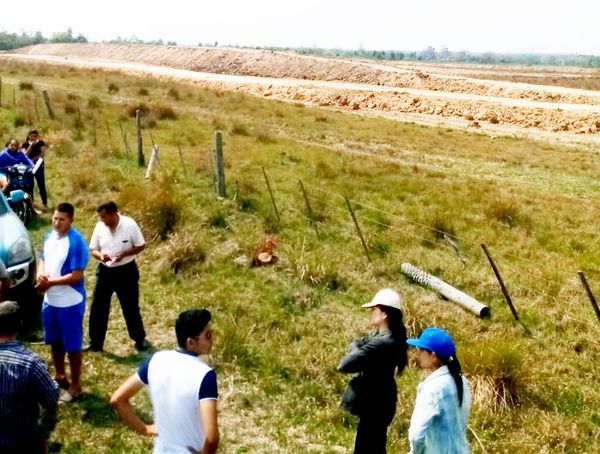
[56,202,75,218]
[0,301,21,335]
[175,309,212,349]
[97,201,118,214]
[28,129,39,136]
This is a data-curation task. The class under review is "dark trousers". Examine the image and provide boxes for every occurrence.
[89,261,145,349]
[354,416,390,454]
[32,162,47,206]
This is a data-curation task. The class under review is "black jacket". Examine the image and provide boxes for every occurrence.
[338,330,406,422]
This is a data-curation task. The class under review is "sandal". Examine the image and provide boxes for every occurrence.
[58,389,82,404]
[55,377,69,390]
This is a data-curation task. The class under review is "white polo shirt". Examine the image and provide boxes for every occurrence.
[89,215,144,268]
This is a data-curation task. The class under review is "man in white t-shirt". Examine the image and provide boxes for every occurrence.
[110,308,219,454]
[88,201,148,353]
[36,202,89,402]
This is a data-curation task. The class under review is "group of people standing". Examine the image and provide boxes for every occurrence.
[1,136,470,453]
[0,129,48,209]
[0,200,170,452]
[339,288,472,453]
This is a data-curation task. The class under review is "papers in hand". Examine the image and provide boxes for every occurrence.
[32,158,43,175]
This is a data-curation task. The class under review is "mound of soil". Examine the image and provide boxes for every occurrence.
[9,43,600,137]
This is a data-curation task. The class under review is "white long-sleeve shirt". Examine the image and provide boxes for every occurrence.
[409,365,471,454]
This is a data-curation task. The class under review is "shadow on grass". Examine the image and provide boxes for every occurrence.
[78,391,119,428]
[100,349,156,367]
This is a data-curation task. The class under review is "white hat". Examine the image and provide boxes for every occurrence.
[362,288,403,311]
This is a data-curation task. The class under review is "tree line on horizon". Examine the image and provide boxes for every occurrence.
[257,45,600,68]
[1,30,599,68]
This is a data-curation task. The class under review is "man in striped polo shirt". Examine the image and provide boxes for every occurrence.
[111,309,219,454]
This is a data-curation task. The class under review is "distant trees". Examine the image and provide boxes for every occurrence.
[253,45,600,68]
[105,36,177,46]
[0,29,87,50]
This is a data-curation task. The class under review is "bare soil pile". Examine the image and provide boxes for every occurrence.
[13,43,600,136]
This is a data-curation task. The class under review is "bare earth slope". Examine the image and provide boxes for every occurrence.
[5,43,600,145]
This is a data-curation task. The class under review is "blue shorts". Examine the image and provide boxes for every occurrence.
[42,302,85,353]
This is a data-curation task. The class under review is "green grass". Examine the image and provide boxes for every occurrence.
[1,57,599,452]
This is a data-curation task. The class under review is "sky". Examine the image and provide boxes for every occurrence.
[3,0,599,55]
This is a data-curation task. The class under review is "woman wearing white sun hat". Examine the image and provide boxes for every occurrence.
[338,288,408,454]
[407,327,471,454]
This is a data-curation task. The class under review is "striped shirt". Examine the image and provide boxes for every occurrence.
[0,341,59,448]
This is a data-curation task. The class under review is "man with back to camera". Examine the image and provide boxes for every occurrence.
[0,300,60,453]
[111,308,219,454]
[87,201,149,353]
[36,202,89,402]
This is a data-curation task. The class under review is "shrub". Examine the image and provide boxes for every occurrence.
[87,96,101,109]
[167,87,180,100]
[162,232,206,274]
[463,340,526,412]
[485,197,521,227]
[125,103,148,118]
[231,123,251,136]
[138,87,149,96]
[256,132,276,144]
[428,214,456,240]
[18,81,34,90]
[64,102,77,114]
[45,131,75,158]
[107,82,119,93]
[207,210,228,229]
[155,104,177,120]
[12,113,25,127]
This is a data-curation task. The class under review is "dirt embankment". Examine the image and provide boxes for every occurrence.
[9,43,600,138]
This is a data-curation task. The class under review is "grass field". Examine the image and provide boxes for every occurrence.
[1,58,599,453]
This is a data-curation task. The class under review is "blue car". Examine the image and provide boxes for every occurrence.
[0,190,36,299]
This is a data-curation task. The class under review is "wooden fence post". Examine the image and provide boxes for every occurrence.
[578,271,600,324]
[105,119,113,152]
[262,167,280,222]
[298,180,319,238]
[136,109,144,166]
[75,108,83,140]
[344,196,371,263]
[177,143,187,178]
[92,120,97,146]
[481,244,519,321]
[41,88,54,119]
[34,97,40,122]
[118,121,132,156]
[145,145,160,179]
[214,130,226,197]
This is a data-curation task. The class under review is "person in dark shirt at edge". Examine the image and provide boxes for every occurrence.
[338,288,408,453]
[0,300,60,453]
[22,129,48,208]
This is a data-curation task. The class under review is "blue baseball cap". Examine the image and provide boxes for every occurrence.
[406,328,456,360]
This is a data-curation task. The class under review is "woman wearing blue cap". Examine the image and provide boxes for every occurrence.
[407,328,471,454]
[338,288,408,454]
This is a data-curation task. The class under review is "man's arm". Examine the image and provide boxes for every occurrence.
[114,244,145,263]
[199,399,219,454]
[110,374,156,436]
[90,248,111,263]
[36,269,84,292]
